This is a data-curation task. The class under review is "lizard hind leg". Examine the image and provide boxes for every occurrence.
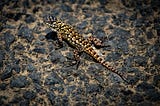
[88,36,102,46]
[73,50,81,69]
[87,36,107,47]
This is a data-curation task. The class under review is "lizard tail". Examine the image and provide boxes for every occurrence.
[85,47,127,81]
[101,59,127,82]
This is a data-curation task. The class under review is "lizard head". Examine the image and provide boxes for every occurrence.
[43,15,59,32]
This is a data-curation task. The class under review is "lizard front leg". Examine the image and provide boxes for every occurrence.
[56,33,63,46]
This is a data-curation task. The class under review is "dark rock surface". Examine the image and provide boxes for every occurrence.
[10,76,29,88]
[23,90,36,100]
[0,0,160,105]
[1,65,13,80]
[18,24,34,42]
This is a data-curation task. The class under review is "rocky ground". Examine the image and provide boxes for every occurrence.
[0,0,160,105]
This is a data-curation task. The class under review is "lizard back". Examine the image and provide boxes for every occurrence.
[44,16,90,50]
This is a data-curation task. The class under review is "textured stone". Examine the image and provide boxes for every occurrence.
[23,90,36,100]
[61,95,68,104]
[133,18,143,27]
[94,29,106,38]
[29,72,41,84]
[136,82,155,92]
[77,21,88,29]
[92,16,107,27]
[146,90,160,102]
[1,65,13,80]
[99,0,108,5]
[153,53,160,65]
[47,92,56,105]
[50,85,64,94]
[129,13,137,21]
[69,0,76,4]
[156,28,160,36]
[131,93,144,103]
[49,51,65,64]
[109,28,130,40]
[121,89,133,96]
[111,15,119,25]
[127,74,140,85]
[10,76,29,88]
[5,12,23,21]
[61,4,73,12]
[0,83,7,90]
[0,50,5,68]
[138,101,153,106]
[139,6,153,17]
[77,0,85,4]
[91,95,98,105]
[26,64,36,72]
[151,0,160,10]
[25,14,35,23]
[86,84,102,94]
[51,95,68,105]
[19,100,29,106]
[3,31,15,50]
[124,56,134,67]
[66,85,76,96]
[45,71,64,85]
[79,73,89,82]
[72,87,84,97]
[32,6,41,13]
[10,96,23,104]
[33,47,46,54]
[146,31,154,39]
[33,83,43,94]
[106,52,122,61]
[153,75,160,88]
[100,101,108,106]
[23,0,30,8]
[18,24,34,42]
[133,56,147,66]
[75,102,88,106]
[104,87,119,99]
[13,43,25,50]
[12,64,21,73]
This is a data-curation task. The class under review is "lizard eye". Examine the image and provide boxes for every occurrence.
[44,15,57,24]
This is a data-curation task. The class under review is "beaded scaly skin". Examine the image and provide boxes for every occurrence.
[44,15,127,82]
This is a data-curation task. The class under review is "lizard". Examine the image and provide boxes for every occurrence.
[43,15,127,82]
